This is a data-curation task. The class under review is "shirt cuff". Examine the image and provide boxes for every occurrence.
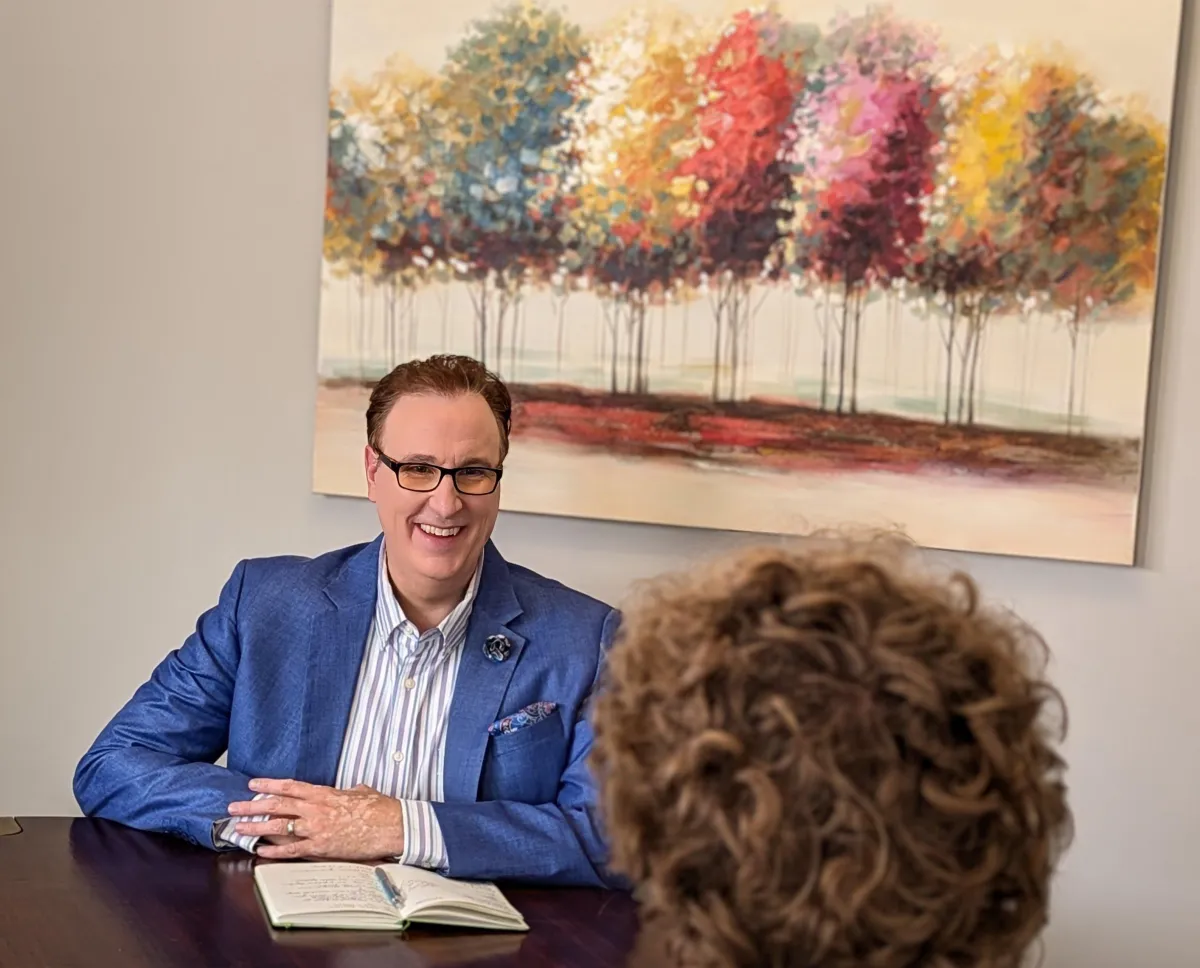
[399,799,449,871]
[214,792,267,854]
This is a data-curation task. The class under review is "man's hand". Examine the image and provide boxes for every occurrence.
[227,778,404,861]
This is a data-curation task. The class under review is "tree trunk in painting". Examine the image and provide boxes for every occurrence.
[386,280,397,370]
[439,285,450,353]
[555,294,567,371]
[609,304,620,394]
[956,310,976,425]
[474,276,489,368]
[638,301,649,393]
[815,295,831,412]
[711,296,723,403]
[849,287,863,414]
[357,276,367,378]
[658,301,667,367]
[836,283,851,415]
[942,299,958,425]
[966,311,987,425]
[510,291,525,380]
[727,286,740,401]
[1067,312,1081,435]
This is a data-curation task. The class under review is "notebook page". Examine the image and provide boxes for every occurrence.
[379,864,520,919]
[257,862,398,919]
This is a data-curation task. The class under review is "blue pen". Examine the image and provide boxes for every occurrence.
[374,867,401,908]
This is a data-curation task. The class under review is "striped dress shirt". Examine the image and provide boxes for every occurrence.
[219,541,482,868]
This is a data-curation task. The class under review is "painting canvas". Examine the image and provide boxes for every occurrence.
[313,0,1185,564]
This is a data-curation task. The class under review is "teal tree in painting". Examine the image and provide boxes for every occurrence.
[428,2,586,372]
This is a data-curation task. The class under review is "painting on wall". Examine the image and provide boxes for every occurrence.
[312,0,1184,565]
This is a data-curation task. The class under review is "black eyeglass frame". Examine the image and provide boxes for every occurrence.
[374,451,504,495]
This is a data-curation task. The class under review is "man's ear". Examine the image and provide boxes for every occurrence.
[364,445,380,503]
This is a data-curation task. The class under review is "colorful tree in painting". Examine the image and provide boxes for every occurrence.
[340,62,449,368]
[784,7,943,414]
[428,2,585,369]
[1018,61,1166,430]
[681,8,798,402]
[912,49,1030,424]
[564,10,704,393]
[325,86,390,376]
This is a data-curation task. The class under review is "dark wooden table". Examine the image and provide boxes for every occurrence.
[0,818,646,968]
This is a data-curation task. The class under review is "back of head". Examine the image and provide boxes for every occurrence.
[592,539,1071,968]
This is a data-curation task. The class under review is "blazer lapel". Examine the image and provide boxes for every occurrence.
[295,536,381,785]
[443,542,525,803]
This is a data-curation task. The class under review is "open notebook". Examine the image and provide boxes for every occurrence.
[253,861,529,932]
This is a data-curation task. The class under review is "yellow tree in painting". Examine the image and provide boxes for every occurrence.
[564,9,705,393]
[325,82,390,377]
[339,60,448,367]
[915,48,1030,424]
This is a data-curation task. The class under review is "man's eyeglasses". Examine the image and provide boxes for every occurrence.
[375,452,503,496]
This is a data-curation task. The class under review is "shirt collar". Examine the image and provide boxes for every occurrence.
[374,540,484,645]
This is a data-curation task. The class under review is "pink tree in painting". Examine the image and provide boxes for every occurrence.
[784,9,943,414]
[680,8,798,402]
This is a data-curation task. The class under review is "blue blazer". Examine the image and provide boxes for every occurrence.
[73,536,622,887]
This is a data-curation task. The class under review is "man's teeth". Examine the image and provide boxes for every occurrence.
[418,524,461,537]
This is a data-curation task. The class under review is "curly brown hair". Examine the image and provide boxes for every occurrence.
[592,540,1071,968]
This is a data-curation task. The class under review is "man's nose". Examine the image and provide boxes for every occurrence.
[428,474,464,516]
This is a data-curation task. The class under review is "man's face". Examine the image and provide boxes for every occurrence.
[364,392,503,592]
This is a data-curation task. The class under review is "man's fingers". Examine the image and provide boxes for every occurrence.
[256,839,308,860]
[227,795,306,817]
[234,817,299,838]
[249,777,323,799]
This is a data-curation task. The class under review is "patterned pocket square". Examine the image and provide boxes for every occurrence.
[488,701,559,737]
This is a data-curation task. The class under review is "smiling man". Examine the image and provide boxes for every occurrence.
[74,355,621,886]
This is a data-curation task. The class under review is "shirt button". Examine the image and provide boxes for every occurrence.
[392,751,404,763]
[404,677,416,689]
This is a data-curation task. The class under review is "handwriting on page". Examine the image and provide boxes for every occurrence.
[395,876,509,914]
[288,875,383,906]
[265,863,396,916]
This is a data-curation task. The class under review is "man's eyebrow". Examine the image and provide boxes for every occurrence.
[397,453,497,467]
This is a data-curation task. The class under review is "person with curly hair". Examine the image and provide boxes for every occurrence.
[592,540,1072,968]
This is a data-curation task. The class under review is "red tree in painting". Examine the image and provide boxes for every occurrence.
[680,9,798,401]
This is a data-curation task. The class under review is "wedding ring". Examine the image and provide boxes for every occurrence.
[286,819,296,836]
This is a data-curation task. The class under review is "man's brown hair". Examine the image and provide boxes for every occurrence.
[592,540,1071,968]
[365,354,513,462]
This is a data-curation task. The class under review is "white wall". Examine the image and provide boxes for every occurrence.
[1,2,1197,964]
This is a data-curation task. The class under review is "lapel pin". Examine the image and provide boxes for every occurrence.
[483,634,512,663]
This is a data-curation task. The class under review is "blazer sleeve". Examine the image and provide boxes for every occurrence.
[431,607,627,888]
[72,561,254,849]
